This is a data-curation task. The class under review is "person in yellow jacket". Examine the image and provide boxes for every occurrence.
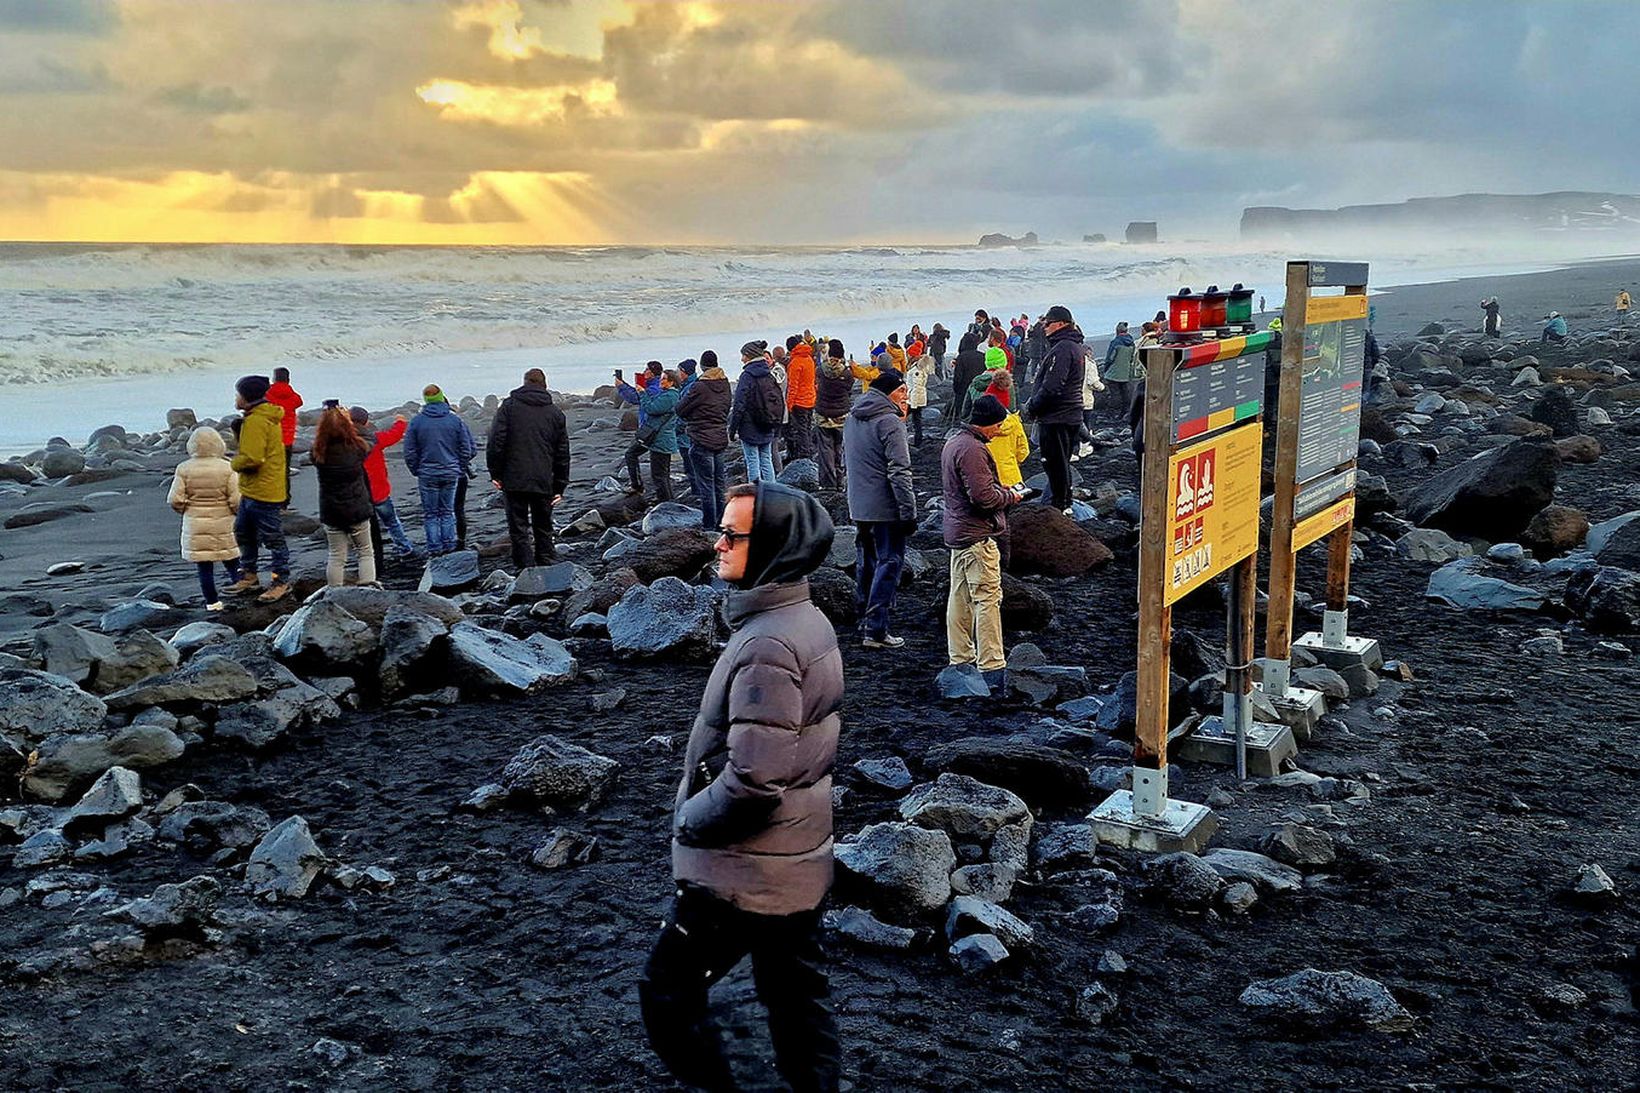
[224,374,293,603]
[983,371,1030,491]
[851,351,881,394]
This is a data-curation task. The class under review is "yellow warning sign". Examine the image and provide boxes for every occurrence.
[1164,422,1262,605]
[1293,497,1354,551]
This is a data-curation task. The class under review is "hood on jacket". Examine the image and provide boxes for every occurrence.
[1049,324,1085,344]
[699,366,728,381]
[1109,332,1135,348]
[187,426,228,458]
[419,400,454,418]
[740,358,772,380]
[508,385,554,406]
[245,401,284,423]
[850,387,902,422]
[790,343,815,363]
[740,481,835,589]
[820,358,850,379]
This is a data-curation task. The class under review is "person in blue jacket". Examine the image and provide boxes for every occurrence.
[673,358,699,501]
[1540,311,1568,345]
[616,361,664,494]
[402,384,477,555]
[728,341,782,483]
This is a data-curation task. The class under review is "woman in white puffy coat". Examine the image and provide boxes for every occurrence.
[905,352,932,446]
[168,425,243,609]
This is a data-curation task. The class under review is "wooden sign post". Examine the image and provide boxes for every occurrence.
[1263,260,1383,715]
[1089,333,1274,853]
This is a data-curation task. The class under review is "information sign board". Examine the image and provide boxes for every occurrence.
[1164,422,1262,606]
[1295,295,1368,483]
[1171,332,1271,444]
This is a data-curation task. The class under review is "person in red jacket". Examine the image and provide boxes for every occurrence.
[267,367,304,507]
[350,406,420,562]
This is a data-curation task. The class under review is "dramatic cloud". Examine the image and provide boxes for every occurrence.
[0,0,1632,244]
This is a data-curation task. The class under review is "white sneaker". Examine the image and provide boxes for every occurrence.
[862,634,906,649]
[206,601,225,612]
[1077,442,1095,457]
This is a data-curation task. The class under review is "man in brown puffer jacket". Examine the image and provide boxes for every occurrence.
[640,480,842,1093]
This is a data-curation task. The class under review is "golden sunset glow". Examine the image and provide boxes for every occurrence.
[416,77,621,126]
[452,0,551,61]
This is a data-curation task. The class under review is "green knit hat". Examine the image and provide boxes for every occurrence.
[423,384,447,404]
[984,346,1007,370]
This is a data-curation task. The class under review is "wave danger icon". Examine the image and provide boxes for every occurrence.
[1174,449,1217,520]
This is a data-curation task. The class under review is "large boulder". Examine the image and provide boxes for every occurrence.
[212,657,340,749]
[776,458,820,492]
[608,577,721,658]
[921,737,1090,810]
[900,773,1031,840]
[0,669,109,747]
[418,549,481,594]
[88,631,181,695]
[302,585,462,629]
[1425,557,1545,612]
[103,655,260,711]
[42,448,87,477]
[1571,567,1640,633]
[1528,385,1580,437]
[510,562,594,602]
[1004,504,1114,576]
[835,821,956,919]
[1239,969,1414,1033]
[169,621,238,659]
[272,600,379,668]
[64,766,143,835]
[499,735,620,811]
[1402,438,1558,541]
[1000,574,1054,631]
[1520,505,1589,559]
[1593,516,1640,571]
[1587,511,1639,557]
[22,722,185,802]
[247,816,326,900]
[641,502,707,535]
[30,623,118,685]
[805,567,858,627]
[603,527,718,582]
[448,623,577,695]
[99,600,175,634]
[378,605,449,698]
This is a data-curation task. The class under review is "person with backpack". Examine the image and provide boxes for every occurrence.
[729,341,784,483]
[403,383,478,556]
[616,361,664,495]
[1025,305,1086,513]
[950,331,987,422]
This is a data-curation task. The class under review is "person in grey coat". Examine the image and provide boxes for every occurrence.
[843,369,916,648]
[640,480,843,1093]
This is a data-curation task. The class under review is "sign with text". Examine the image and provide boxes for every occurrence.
[1296,294,1368,484]
[1171,332,1271,444]
[1164,422,1262,605]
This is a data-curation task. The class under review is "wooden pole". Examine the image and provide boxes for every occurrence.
[1227,552,1258,779]
[1262,261,1311,697]
[1133,346,1175,815]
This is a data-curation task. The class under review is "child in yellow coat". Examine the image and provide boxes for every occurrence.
[983,371,1030,492]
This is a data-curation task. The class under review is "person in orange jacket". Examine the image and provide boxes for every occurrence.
[266,367,304,507]
[784,335,817,462]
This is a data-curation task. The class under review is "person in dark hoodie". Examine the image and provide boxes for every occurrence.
[311,403,377,588]
[844,369,917,648]
[950,331,987,421]
[487,367,571,570]
[403,383,477,556]
[814,339,855,489]
[640,480,842,1093]
[676,349,732,529]
[1025,305,1086,513]
[728,341,782,483]
[928,322,951,380]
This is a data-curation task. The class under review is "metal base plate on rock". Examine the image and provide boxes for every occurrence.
[1088,790,1217,854]
[1295,631,1383,673]
[1177,716,1298,777]
[1253,682,1327,741]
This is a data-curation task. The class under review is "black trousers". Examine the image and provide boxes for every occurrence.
[1038,422,1078,509]
[626,441,674,500]
[816,428,845,489]
[504,491,555,569]
[454,474,469,550]
[640,885,839,1093]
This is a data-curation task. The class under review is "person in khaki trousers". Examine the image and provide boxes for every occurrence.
[939,394,1020,691]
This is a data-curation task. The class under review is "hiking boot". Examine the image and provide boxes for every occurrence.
[862,634,906,649]
[257,580,292,604]
[225,573,261,595]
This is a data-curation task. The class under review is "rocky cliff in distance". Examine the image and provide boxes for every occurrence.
[1242,192,1640,241]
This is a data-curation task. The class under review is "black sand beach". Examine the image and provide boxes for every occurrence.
[2,260,1638,1090]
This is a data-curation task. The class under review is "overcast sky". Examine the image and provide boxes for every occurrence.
[0,0,1633,245]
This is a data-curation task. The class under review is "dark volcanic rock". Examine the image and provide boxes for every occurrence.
[511,562,593,601]
[273,600,379,668]
[1528,385,1580,437]
[806,567,858,627]
[247,816,326,899]
[1000,574,1054,631]
[23,722,185,802]
[563,567,641,623]
[604,526,718,583]
[1521,504,1589,559]
[30,624,118,686]
[98,600,175,634]
[1004,503,1114,576]
[1573,567,1640,632]
[108,875,222,940]
[1239,969,1414,1033]
[1403,438,1558,541]
[499,734,620,811]
[1593,517,1640,571]
[0,669,109,747]
[103,655,260,711]
[418,550,481,595]
[923,737,1090,809]
[835,821,956,918]
[448,623,577,695]
[607,577,720,658]
[5,502,94,529]
[378,605,449,698]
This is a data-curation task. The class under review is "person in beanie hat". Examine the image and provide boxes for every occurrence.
[403,382,477,555]
[225,374,292,602]
[677,349,733,528]
[813,338,854,489]
[844,367,916,648]
[965,345,1009,418]
[1024,306,1085,512]
[729,342,782,483]
[941,393,1019,690]
[785,335,818,463]
[641,480,843,1093]
[267,366,304,508]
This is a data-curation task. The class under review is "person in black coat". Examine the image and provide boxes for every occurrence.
[675,349,733,528]
[950,331,987,422]
[487,368,571,569]
[1025,306,1086,511]
[312,404,377,587]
